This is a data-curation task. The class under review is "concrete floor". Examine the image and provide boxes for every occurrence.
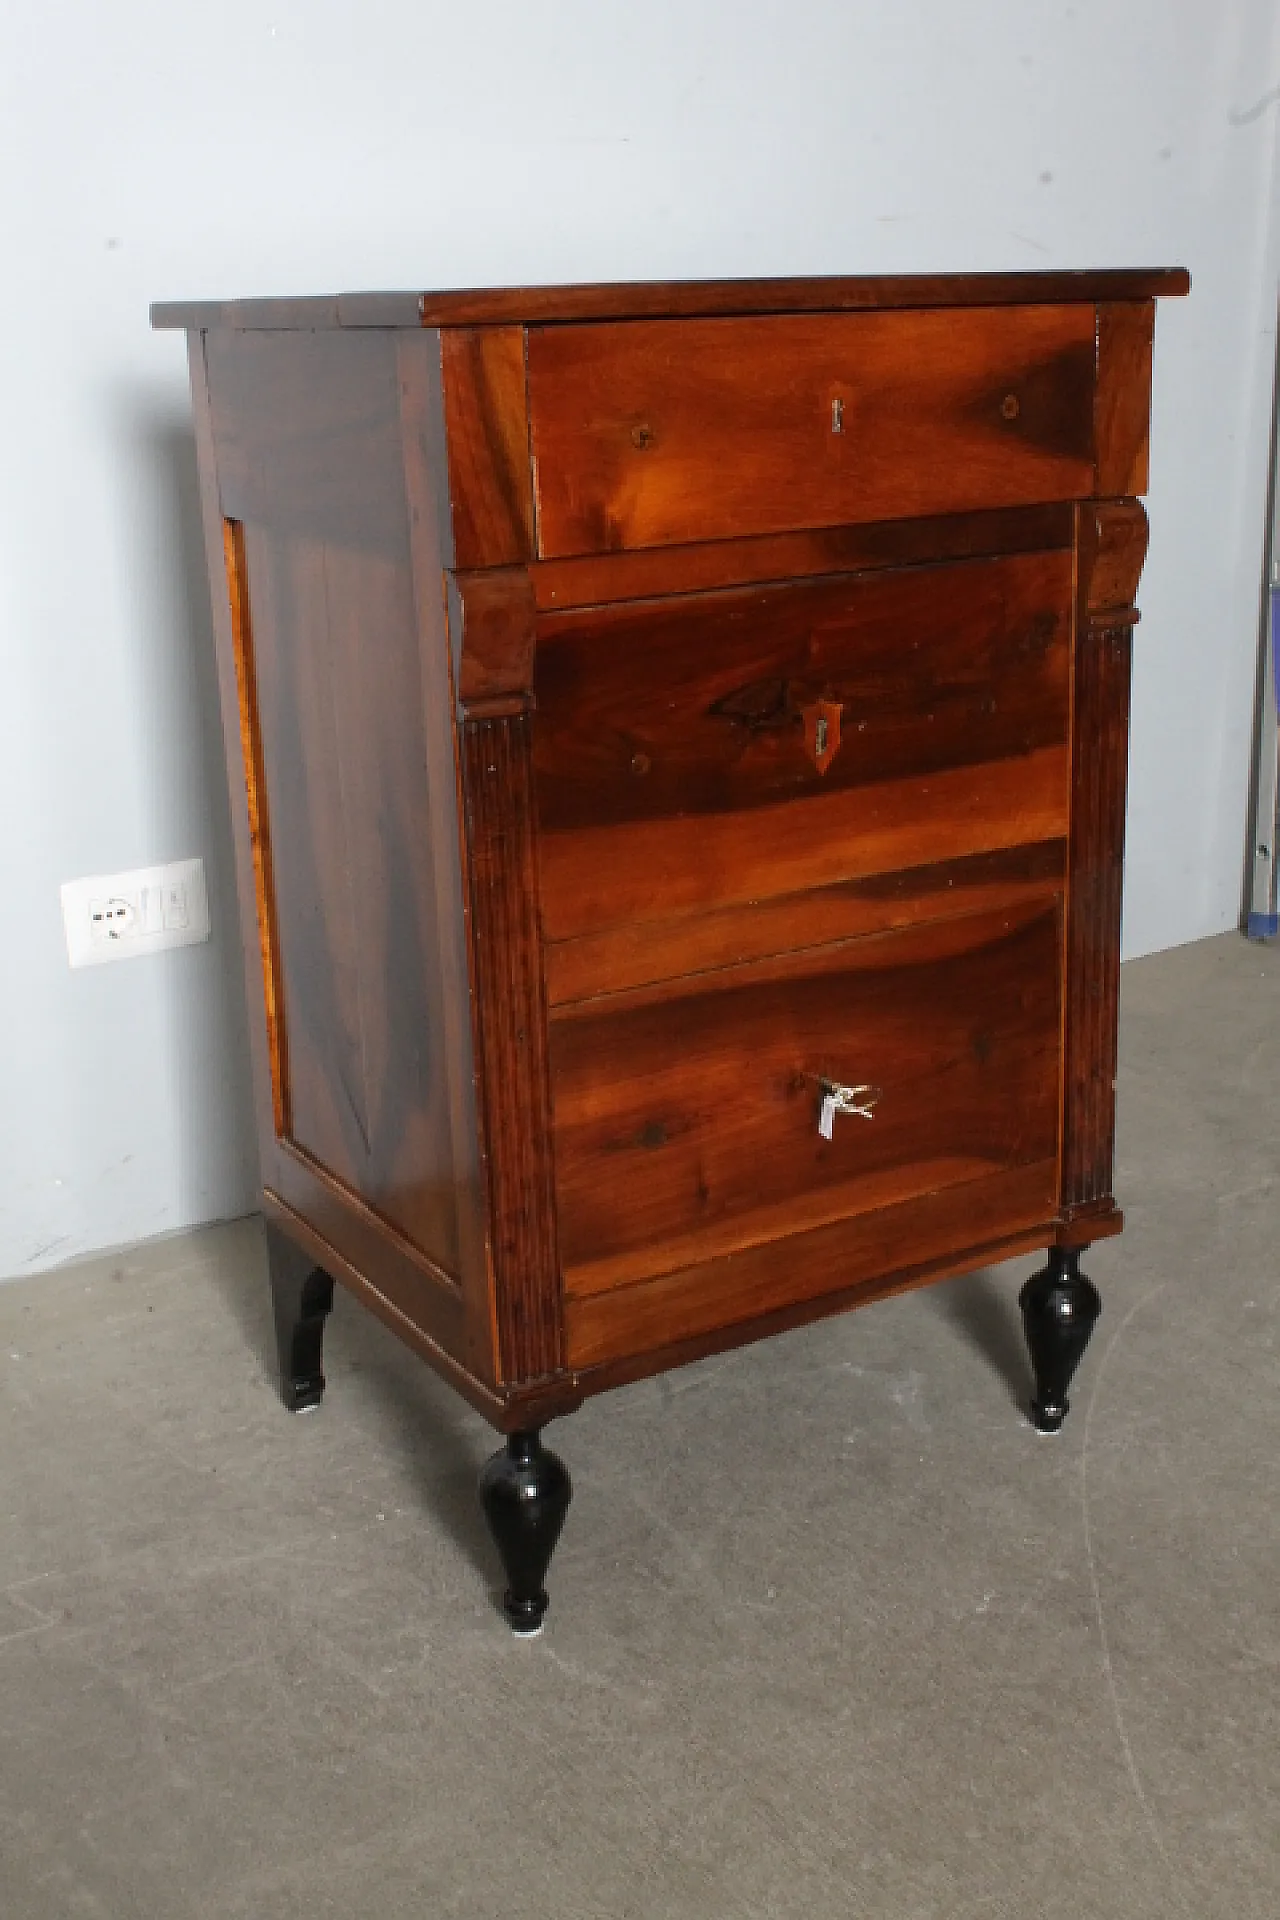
[1,931,1277,1918]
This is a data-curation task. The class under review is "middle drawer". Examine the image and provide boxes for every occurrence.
[533,548,1072,956]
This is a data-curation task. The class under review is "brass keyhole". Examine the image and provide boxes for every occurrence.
[1001,392,1021,421]
[631,423,655,450]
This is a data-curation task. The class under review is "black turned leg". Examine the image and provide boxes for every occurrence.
[1019,1246,1101,1434]
[265,1223,335,1412]
[479,1431,573,1635]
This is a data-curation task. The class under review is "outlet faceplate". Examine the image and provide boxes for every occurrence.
[62,858,211,968]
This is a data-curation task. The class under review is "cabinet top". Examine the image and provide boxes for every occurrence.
[152,268,1189,332]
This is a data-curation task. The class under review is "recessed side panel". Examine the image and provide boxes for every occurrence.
[204,330,467,1293]
[238,518,460,1273]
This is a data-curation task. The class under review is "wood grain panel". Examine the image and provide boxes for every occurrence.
[206,330,411,552]
[550,901,1061,1295]
[1094,302,1155,498]
[461,711,564,1384]
[439,327,534,568]
[566,1160,1058,1369]
[241,518,461,1271]
[545,842,1065,1007]
[1061,500,1147,1212]
[531,503,1075,613]
[272,1144,459,1305]
[527,306,1097,556]
[396,331,495,1379]
[187,342,281,1186]
[535,553,1072,943]
[571,1212,1060,1395]
[540,735,1067,944]
[534,552,1071,833]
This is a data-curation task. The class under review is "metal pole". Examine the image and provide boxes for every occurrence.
[1246,305,1280,941]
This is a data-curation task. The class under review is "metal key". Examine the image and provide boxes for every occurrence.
[818,1080,880,1139]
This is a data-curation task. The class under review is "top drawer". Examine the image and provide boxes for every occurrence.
[527,305,1097,557]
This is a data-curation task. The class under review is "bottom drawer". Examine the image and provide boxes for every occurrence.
[549,900,1062,1364]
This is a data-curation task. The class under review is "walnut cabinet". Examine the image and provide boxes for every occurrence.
[154,270,1188,1630]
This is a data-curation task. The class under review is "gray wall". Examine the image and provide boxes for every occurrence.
[3,0,1280,1278]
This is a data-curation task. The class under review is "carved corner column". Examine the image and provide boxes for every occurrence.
[452,569,566,1390]
[1059,499,1149,1224]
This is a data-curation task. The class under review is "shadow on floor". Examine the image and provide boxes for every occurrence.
[334,1295,500,1595]
[924,1265,1032,1414]
[203,1218,500,1597]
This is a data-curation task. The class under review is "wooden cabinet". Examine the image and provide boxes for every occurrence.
[154,269,1188,1631]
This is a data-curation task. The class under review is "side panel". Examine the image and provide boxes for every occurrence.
[188,339,280,1177]
[396,333,495,1382]
[231,516,458,1266]
[195,327,484,1377]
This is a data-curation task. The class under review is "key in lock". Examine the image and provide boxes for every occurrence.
[818,1080,880,1140]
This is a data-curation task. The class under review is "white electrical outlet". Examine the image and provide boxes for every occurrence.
[62,858,211,968]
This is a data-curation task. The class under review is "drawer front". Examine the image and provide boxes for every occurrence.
[550,900,1062,1313]
[527,305,1096,557]
[534,549,1072,947]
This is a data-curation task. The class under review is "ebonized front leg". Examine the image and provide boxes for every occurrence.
[265,1222,335,1412]
[1019,1246,1101,1434]
[479,1431,573,1634]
